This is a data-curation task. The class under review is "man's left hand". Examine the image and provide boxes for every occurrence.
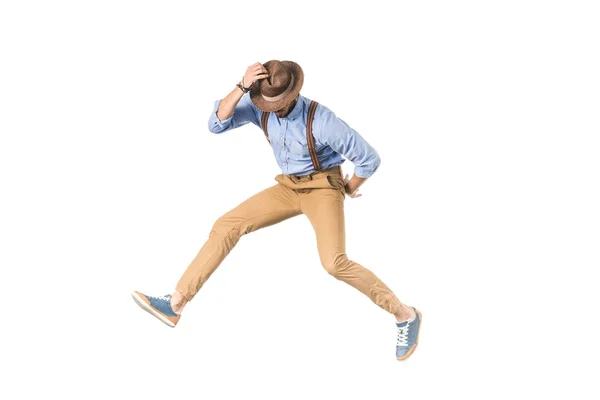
[344,174,363,199]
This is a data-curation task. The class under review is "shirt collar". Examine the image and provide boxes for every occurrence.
[284,94,304,121]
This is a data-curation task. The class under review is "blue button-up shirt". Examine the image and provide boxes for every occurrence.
[208,93,381,178]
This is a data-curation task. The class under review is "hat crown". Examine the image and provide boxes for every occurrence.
[261,61,293,97]
[250,60,303,112]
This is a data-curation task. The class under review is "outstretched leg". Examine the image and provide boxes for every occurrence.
[300,187,414,321]
[175,182,301,305]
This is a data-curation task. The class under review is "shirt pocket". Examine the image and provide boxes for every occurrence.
[288,140,309,156]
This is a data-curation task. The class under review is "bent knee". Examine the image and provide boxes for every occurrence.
[211,213,257,239]
[322,253,352,278]
[211,215,241,238]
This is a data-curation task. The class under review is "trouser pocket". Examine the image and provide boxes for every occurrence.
[326,174,346,196]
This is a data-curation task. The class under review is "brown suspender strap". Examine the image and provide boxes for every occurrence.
[261,111,270,143]
[306,100,321,171]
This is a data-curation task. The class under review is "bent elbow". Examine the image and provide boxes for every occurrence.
[373,152,381,171]
[208,120,225,134]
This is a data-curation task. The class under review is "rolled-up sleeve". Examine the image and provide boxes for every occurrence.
[208,94,260,134]
[318,108,381,178]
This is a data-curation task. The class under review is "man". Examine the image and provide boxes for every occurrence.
[132,60,422,361]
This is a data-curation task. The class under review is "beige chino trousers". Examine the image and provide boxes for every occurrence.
[176,165,402,315]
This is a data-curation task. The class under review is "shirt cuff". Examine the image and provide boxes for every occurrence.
[354,157,381,178]
[215,112,232,127]
[354,166,376,179]
[208,99,232,132]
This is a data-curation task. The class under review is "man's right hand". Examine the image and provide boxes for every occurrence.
[214,63,270,122]
[242,62,270,89]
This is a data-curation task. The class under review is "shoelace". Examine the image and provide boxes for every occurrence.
[397,322,410,347]
[148,294,171,302]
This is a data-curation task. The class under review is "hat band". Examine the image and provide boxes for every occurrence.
[261,74,295,103]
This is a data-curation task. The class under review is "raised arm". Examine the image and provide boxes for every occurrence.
[208,62,270,133]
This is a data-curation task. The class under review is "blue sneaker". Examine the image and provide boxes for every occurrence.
[131,291,181,327]
[396,307,422,361]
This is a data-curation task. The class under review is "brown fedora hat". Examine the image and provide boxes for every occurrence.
[250,60,304,112]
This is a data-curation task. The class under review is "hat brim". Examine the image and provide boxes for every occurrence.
[250,61,304,112]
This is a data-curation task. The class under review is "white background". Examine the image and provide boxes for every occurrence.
[1,1,599,398]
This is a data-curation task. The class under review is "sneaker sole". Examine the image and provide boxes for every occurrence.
[396,309,422,361]
[131,292,176,328]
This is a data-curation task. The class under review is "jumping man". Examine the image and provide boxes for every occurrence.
[132,60,422,361]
